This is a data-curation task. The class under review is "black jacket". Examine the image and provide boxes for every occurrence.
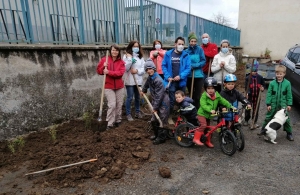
[245,74,265,95]
[178,97,198,122]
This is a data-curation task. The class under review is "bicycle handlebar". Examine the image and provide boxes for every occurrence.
[210,108,238,117]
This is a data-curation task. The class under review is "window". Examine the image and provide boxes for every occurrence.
[290,47,300,64]
[287,48,295,61]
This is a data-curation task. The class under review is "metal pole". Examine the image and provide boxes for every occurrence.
[188,0,191,33]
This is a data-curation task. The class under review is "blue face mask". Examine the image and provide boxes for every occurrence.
[221,48,228,54]
[202,38,209,44]
[132,47,139,53]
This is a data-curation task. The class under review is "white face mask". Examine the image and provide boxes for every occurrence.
[177,45,184,52]
[155,44,161,50]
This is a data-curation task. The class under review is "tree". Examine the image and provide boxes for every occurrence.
[211,12,233,27]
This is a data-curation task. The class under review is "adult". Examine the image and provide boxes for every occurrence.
[201,33,218,77]
[150,40,166,79]
[123,40,145,121]
[185,32,206,109]
[97,44,125,130]
[211,39,236,92]
[162,36,191,113]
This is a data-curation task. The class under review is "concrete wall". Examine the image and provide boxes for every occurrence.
[238,0,300,60]
[0,44,242,141]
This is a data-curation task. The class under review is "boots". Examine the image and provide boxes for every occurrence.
[257,127,267,136]
[153,128,166,145]
[205,134,214,148]
[150,121,158,140]
[193,131,204,146]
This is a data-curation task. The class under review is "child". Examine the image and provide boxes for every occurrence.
[258,65,293,141]
[141,59,170,145]
[244,67,265,128]
[175,90,199,126]
[220,74,251,125]
[195,77,236,147]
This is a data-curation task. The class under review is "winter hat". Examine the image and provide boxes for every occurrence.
[144,58,156,71]
[252,60,259,72]
[188,32,197,42]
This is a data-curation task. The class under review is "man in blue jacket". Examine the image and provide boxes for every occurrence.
[186,32,206,109]
[162,36,191,114]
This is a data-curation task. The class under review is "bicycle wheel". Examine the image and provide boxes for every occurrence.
[219,129,237,156]
[174,123,195,147]
[166,129,175,139]
[234,127,245,151]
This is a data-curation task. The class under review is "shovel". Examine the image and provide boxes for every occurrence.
[207,58,212,77]
[250,91,262,130]
[132,73,164,128]
[190,69,195,98]
[97,51,109,131]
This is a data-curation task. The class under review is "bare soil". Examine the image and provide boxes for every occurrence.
[0,64,246,194]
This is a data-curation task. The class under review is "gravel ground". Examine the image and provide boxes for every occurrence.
[77,91,300,195]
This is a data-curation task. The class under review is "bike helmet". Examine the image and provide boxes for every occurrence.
[224,74,237,83]
[204,77,217,89]
[144,58,156,72]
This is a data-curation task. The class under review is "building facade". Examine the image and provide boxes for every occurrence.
[238,0,300,60]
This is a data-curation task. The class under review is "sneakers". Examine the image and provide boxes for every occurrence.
[243,121,248,126]
[135,112,143,119]
[286,133,294,141]
[250,124,260,130]
[127,114,134,121]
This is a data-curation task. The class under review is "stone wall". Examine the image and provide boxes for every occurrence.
[0,45,242,140]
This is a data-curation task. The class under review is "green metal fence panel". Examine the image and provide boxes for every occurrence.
[0,0,241,46]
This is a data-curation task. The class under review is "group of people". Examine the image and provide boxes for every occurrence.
[97,32,294,145]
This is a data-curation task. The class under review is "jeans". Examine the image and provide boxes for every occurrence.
[125,85,140,115]
[169,81,185,113]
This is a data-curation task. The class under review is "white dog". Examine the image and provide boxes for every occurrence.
[263,109,288,144]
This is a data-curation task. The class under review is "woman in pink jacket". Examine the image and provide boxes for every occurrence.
[150,40,166,79]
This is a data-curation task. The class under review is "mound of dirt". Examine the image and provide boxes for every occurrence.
[0,116,153,188]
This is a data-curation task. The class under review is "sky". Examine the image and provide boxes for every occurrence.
[150,0,239,28]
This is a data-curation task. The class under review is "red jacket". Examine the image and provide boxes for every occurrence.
[201,42,218,74]
[97,56,125,89]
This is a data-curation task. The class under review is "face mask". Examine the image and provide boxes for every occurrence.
[132,47,139,53]
[221,48,228,54]
[202,38,209,44]
[177,45,184,52]
[155,44,161,50]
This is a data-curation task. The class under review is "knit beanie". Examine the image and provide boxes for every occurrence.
[188,32,197,42]
[144,58,156,71]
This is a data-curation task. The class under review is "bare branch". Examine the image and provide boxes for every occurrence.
[211,12,233,27]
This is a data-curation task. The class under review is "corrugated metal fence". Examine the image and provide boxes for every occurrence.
[0,0,240,46]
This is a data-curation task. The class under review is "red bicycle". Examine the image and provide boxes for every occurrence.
[145,110,198,139]
[174,110,237,156]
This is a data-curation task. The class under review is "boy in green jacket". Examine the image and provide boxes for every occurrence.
[194,77,236,147]
[258,65,293,141]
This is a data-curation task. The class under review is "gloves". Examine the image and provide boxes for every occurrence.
[132,58,137,64]
[153,51,159,57]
